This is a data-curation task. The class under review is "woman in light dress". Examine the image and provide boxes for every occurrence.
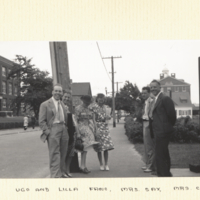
[91,93,114,171]
[75,95,98,174]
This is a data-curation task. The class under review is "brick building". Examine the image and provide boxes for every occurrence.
[0,56,19,115]
[158,68,193,118]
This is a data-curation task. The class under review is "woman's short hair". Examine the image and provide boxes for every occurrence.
[96,93,105,102]
[80,95,92,102]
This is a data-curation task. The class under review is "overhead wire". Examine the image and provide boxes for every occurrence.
[96,42,112,82]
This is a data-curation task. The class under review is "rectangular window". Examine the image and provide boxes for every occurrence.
[182,86,186,92]
[175,86,179,92]
[9,83,13,95]
[188,110,191,115]
[2,66,6,77]
[2,99,7,108]
[2,81,6,94]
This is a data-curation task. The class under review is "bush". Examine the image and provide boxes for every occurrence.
[124,115,143,143]
[124,115,200,144]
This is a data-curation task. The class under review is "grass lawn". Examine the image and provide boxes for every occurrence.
[134,143,200,168]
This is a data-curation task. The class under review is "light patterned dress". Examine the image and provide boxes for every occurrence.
[90,103,114,152]
[75,104,98,151]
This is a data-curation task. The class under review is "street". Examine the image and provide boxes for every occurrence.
[0,128,49,178]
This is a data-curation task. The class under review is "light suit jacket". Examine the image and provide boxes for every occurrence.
[39,97,68,142]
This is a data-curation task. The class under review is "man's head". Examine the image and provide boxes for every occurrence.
[62,91,71,106]
[150,80,161,96]
[52,83,63,101]
[141,87,150,100]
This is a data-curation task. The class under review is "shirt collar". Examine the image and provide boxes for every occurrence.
[155,91,162,101]
[52,96,60,103]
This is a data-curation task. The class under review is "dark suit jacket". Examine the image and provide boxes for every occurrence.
[39,97,68,142]
[152,93,176,138]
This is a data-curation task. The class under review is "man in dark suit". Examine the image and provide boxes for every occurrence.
[39,83,69,178]
[149,80,176,177]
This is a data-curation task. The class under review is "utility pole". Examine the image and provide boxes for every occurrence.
[115,82,123,123]
[115,82,123,93]
[49,42,73,113]
[103,56,121,127]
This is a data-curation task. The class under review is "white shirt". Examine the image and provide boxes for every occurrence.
[52,97,65,123]
[155,91,162,103]
[142,97,152,120]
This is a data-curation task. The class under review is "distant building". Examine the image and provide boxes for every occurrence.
[71,82,92,107]
[0,56,19,115]
[158,68,193,118]
[192,103,199,116]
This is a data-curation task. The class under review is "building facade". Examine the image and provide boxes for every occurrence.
[158,68,193,118]
[0,56,18,114]
[71,82,92,107]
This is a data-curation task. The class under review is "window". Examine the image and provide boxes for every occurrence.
[175,86,179,92]
[182,86,186,92]
[2,66,6,77]
[2,99,7,108]
[9,83,13,95]
[2,81,6,94]
[14,86,17,96]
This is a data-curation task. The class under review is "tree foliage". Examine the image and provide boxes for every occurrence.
[7,55,53,118]
[104,81,143,115]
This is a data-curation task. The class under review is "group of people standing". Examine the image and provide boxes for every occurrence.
[137,80,176,177]
[39,83,114,178]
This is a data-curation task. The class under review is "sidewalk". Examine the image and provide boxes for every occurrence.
[41,119,200,178]
[0,126,41,136]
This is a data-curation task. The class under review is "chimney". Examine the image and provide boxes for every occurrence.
[160,73,164,80]
[171,73,176,78]
[70,79,72,84]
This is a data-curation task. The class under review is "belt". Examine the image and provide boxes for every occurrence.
[143,119,149,121]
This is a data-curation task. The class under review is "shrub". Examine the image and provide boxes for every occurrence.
[124,115,143,143]
[124,115,200,144]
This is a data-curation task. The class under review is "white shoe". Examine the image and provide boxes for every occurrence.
[105,165,109,171]
[144,168,152,173]
[100,165,104,171]
[141,166,147,170]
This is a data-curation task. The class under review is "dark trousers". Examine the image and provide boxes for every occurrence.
[155,136,171,177]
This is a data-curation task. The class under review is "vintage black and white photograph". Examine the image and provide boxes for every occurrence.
[0,41,199,178]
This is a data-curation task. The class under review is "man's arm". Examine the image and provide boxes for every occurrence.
[163,96,176,126]
[39,102,50,135]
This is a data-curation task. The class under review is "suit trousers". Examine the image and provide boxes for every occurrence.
[155,135,171,177]
[47,123,69,178]
[143,121,156,171]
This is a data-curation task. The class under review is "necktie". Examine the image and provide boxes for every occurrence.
[58,101,64,122]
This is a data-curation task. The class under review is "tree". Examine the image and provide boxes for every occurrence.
[7,55,53,118]
[115,81,141,114]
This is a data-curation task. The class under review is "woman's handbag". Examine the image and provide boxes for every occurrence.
[75,138,84,151]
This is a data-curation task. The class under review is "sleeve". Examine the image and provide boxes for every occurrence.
[39,102,49,133]
[163,96,177,126]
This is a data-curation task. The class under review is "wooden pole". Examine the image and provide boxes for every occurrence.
[49,42,73,112]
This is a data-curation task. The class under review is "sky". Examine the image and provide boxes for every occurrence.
[0,41,199,103]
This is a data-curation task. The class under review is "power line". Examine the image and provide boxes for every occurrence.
[96,42,112,82]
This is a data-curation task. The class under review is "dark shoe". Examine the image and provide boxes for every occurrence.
[80,168,90,174]
[65,173,72,177]
[84,168,91,173]
[60,174,69,178]
[151,171,157,176]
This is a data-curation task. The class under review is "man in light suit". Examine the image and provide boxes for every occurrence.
[39,83,69,178]
[149,80,176,177]
[141,87,156,174]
